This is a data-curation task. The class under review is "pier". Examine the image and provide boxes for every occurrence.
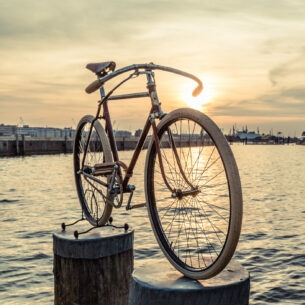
[0,135,74,157]
[1,134,303,157]
[0,136,147,157]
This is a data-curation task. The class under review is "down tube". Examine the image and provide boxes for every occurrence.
[122,114,152,189]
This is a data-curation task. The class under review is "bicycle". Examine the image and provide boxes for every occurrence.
[73,61,243,280]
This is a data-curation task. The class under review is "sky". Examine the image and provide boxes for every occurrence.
[0,0,305,136]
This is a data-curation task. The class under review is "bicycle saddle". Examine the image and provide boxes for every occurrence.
[86,61,116,75]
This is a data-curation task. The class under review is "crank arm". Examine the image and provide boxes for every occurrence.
[125,185,145,210]
[78,170,108,187]
[126,202,147,210]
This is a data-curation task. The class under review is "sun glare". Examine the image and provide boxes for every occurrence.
[182,80,214,111]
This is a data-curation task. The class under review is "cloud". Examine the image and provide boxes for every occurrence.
[0,1,195,45]
[269,53,305,86]
[281,87,305,102]
[3,0,302,49]
[208,84,305,123]
[205,49,305,122]
[1,0,305,134]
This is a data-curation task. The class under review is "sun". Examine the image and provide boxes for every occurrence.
[182,80,214,111]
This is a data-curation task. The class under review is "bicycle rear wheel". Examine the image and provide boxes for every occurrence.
[145,108,242,279]
[74,115,113,226]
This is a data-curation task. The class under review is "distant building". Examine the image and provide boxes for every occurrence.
[236,131,261,141]
[0,124,75,138]
[134,129,142,137]
[0,124,17,136]
[114,130,132,138]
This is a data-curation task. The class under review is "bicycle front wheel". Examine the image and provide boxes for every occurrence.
[74,115,113,226]
[145,108,242,279]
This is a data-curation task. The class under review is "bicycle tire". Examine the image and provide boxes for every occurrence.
[74,115,113,226]
[145,108,242,279]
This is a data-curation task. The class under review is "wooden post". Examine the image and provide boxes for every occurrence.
[64,135,68,154]
[21,134,25,155]
[53,227,134,305]
[15,133,19,155]
[129,258,250,305]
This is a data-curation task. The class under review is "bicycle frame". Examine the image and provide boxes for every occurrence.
[100,71,169,194]
[82,64,203,209]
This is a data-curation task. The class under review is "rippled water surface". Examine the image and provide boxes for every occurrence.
[0,144,304,304]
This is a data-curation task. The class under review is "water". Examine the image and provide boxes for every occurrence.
[0,144,304,304]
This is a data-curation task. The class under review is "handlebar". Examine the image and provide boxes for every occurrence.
[85,63,203,97]
[86,79,103,94]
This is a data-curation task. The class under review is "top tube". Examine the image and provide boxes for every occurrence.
[86,63,203,97]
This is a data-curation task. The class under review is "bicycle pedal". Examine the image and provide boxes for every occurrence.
[93,162,117,175]
[126,202,147,210]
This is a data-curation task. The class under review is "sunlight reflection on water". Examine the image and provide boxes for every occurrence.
[0,144,305,304]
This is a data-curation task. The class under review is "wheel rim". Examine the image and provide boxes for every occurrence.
[146,110,242,279]
[74,117,112,226]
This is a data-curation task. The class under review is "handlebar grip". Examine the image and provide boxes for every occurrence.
[192,84,203,97]
[85,79,102,94]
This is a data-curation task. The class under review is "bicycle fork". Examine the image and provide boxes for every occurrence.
[151,120,200,199]
[146,72,199,200]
